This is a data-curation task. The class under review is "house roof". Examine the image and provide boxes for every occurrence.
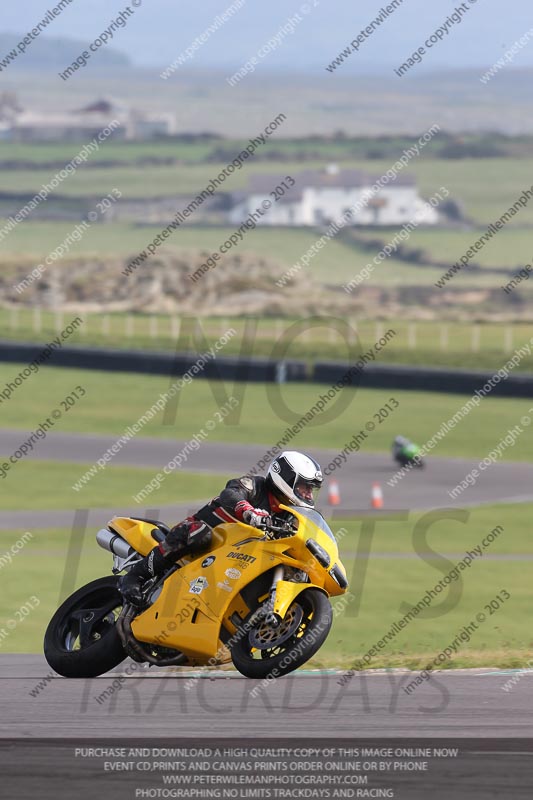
[77,98,128,115]
[247,167,415,194]
[11,111,117,130]
[238,186,304,204]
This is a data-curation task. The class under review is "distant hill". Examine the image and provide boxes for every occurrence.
[0,33,130,70]
[2,0,533,72]
[6,62,533,136]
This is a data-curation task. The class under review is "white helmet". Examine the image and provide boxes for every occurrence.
[266,450,323,509]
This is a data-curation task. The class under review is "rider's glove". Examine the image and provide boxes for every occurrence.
[242,508,271,528]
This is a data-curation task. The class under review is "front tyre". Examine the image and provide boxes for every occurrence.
[231,588,332,680]
[44,576,126,678]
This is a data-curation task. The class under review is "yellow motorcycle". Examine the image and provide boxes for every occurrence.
[44,505,348,680]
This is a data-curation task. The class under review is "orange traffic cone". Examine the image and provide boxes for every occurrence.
[371,482,383,509]
[328,480,341,506]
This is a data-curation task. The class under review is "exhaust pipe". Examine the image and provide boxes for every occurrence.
[96,529,135,560]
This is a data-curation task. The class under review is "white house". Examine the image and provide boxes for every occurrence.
[229,165,439,227]
[1,96,176,142]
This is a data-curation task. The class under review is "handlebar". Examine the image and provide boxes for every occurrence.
[262,519,297,538]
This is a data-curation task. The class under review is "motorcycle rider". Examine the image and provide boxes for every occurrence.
[119,450,323,606]
[392,435,410,459]
[392,435,421,464]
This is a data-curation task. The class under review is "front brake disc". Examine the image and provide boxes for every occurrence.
[248,604,304,650]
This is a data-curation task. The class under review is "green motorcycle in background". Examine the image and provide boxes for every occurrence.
[392,436,425,468]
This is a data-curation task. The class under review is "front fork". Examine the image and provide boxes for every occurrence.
[264,566,285,626]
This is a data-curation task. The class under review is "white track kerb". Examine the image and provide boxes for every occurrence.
[249,611,335,699]
[339,524,504,686]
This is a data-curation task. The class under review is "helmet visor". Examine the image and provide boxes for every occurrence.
[294,480,321,507]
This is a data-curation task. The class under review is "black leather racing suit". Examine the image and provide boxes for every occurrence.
[157,475,277,560]
[121,476,288,603]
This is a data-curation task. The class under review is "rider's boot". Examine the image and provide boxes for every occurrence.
[119,547,174,607]
[119,518,212,607]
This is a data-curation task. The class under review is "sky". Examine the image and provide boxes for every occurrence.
[1,0,533,74]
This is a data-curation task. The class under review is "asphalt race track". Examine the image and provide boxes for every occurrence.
[2,431,533,746]
[2,655,533,739]
[2,429,533,530]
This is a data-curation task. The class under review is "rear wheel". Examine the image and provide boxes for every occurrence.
[44,576,126,678]
[231,588,332,679]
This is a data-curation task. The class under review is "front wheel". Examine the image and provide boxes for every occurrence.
[231,588,332,680]
[44,576,126,678]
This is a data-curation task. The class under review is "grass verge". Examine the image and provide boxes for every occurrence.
[0,365,532,462]
[1,312,532,372]
[1,503,531,668]
[0,461,230,511]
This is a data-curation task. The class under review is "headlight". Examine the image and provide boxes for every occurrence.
[305,539,330,568]
[330,564,348,589]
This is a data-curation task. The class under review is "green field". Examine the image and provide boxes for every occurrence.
[0,140,218,165]
[1,219,443,292]
[0,133,522,167]
[2,157,533,227]
[1,310,532,371]
[0,364,531,462]
[2,222,402,287]
[1,363,531,666]
[1,131,532,670]
[2,502,531,667]
[1,144,533,323]
[0,460,229,511]
[356,226,533,271]
[2,220,531,293]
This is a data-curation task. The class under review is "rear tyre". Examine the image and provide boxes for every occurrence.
[44,576,126,678]
[231,588,332,680]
